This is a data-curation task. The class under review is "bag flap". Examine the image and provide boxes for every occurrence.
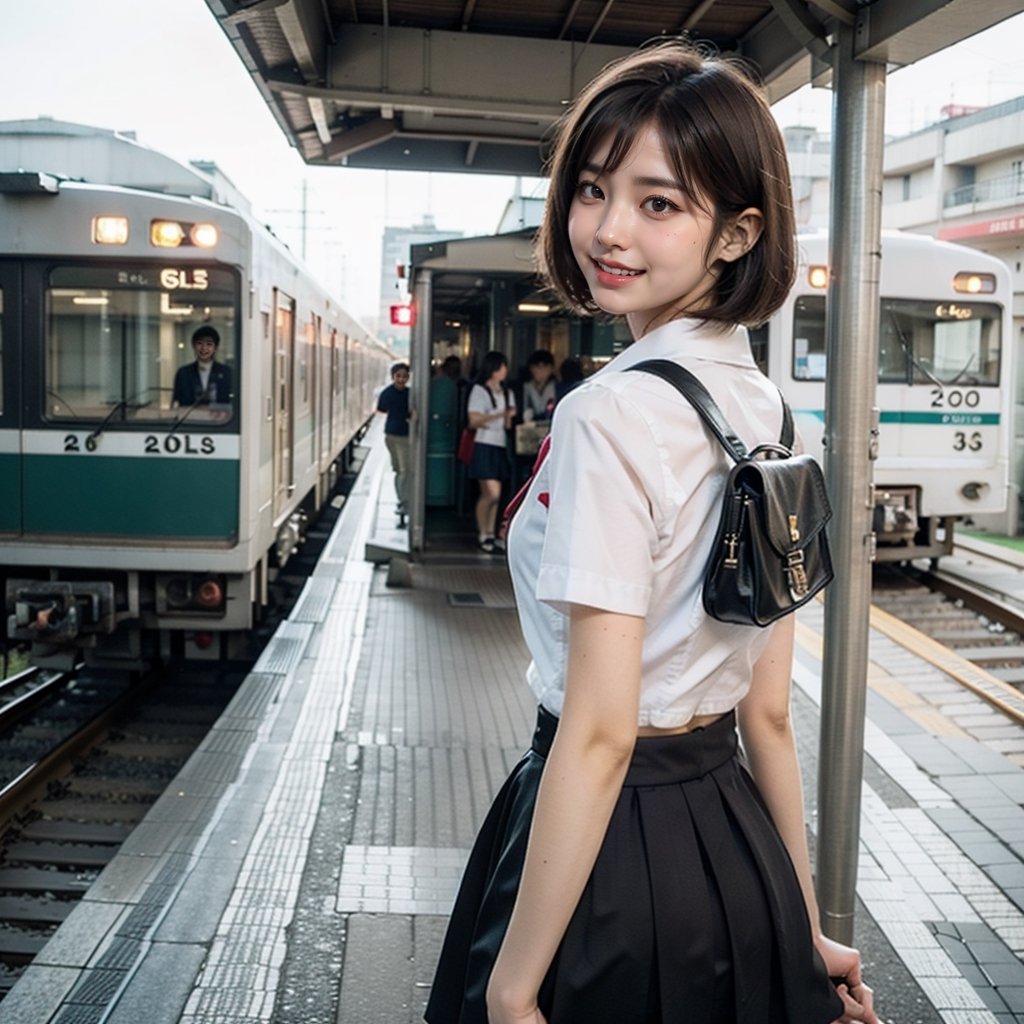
[730,454,832,554]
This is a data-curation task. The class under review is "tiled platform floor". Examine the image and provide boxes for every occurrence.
[4,432,1024,1024]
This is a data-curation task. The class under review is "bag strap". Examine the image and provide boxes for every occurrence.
[626,359,793,462]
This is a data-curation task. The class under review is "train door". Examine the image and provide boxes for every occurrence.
[309,313,320,467]
[326,327,338,462]
[0,263,19,533]
[273,290,295,518]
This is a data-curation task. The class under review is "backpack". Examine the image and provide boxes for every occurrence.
[628,359,834,627]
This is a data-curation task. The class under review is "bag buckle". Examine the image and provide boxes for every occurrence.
[724,534,739,567]
[786,549,810,597]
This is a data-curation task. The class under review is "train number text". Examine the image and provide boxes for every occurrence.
[930,388,980,408]
[144,435,217,455]
[64,434,97,453]
[953,431,983,452]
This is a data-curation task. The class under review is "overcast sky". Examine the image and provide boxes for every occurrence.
[1,2,1023,322]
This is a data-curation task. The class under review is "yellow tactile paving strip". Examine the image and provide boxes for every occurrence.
[795,607,1024,737]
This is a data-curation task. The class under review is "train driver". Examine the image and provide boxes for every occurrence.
[172,326,233,410]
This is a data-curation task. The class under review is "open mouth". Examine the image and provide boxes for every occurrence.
[594,259,642,277]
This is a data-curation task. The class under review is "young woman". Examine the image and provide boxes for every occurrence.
[426,44,878,1024]
[467,350,516,553]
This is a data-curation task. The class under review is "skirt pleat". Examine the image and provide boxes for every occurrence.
[424,708,843,1024]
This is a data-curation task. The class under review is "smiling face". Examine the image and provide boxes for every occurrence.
[568,125,733,339]
[192,336,218,365]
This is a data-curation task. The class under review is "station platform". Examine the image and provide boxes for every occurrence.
[3,424,1024,1024]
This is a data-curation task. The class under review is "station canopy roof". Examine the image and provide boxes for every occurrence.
[206,0,1023,176]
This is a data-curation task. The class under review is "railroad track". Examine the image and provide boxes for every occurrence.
[0,450,366,1001]
[870,549,1024,731]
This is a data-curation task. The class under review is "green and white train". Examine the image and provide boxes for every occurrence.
[0,167,390,668]
[752,229,1014,561]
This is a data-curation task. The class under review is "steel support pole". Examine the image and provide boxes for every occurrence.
[816,20,886,946]
[409,267,432,553]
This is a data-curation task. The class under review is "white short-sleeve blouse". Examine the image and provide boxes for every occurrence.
[467,383,514,447]
[506,318,795,729]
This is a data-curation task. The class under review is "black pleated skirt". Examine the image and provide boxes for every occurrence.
[425,708,843,1024]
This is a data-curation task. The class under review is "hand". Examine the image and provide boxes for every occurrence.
[486,988,548,1024]
[816,934,879,1024]
[486,972,548,1024]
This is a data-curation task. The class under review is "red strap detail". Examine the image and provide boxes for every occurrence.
[499,433,551,537]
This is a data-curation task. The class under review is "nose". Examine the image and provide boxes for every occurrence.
[595,203,629,249]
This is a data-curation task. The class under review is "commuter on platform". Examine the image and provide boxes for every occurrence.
[426,44,878,1024]
[466,350,515,554]
[172,326,232,409]
[521,350,557,422]
[377,362,412,516]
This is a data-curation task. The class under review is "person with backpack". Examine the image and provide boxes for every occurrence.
[426,44,877,1024]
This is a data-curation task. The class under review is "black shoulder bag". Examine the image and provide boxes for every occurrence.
[628,359,834,627]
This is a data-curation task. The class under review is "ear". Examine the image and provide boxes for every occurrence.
[715,207,764,264]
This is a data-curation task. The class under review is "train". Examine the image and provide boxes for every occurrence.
[0,152,391,670]
[753,229,1014,561]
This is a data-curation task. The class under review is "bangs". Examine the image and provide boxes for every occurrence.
[567,88,709,215]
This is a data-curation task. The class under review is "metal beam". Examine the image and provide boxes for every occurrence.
[856,0,1024,64]
[808,0,856,27]
[275,0,326,82]
[769,0,832,61]
[269,73,565,121]
[321,123,541,163]
[222,0,289,25]
[326,24,631,116]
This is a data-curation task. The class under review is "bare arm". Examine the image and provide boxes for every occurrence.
[468,408,506,430]
[486,605,644,1023]
[737,617,878,1024]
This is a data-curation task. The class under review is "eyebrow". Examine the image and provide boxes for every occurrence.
[580,162,685,191]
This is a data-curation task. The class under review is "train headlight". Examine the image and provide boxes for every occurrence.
[953,272,995,294]
[92,216,129,245]
[151,220,186,247]
[190,223,219,248]
[807,265,828,289]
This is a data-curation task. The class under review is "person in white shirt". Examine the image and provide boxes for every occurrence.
[467,350,516,553]
[427,44,877,1024]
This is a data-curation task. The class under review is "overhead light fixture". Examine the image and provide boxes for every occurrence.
[517,302,550,313]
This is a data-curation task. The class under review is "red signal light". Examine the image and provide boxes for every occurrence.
[390,303,415,327]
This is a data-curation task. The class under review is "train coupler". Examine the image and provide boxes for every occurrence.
[6,581,116,644]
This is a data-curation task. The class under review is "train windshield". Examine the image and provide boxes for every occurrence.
[43,264,238,425]
[792,295,1001,386]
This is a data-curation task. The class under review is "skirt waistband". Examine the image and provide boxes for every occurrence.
[531,706,738,788]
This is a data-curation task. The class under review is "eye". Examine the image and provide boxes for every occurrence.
[643,195,678,215]
[576,181,604,202]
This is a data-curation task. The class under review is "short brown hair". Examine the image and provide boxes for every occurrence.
[536,44,796,329]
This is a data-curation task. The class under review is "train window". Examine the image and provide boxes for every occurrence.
[792,295,827,380]
[43,265,239,425]
[793,294,1001,387]
[0,289,4,415]
[881,299,1001,386]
